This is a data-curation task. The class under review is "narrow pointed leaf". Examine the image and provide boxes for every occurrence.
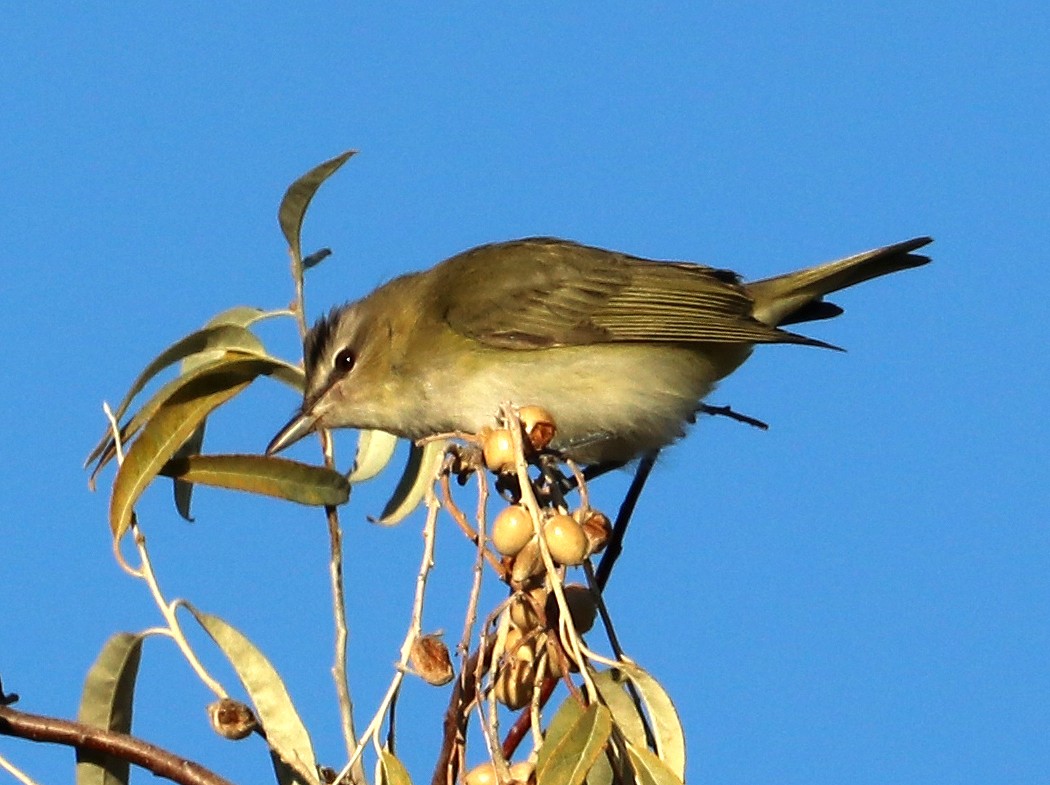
[624,744,683,785]
[379,750,414,785]
[589,669,648,750]
[536,703,612,785]
[173,422,207,521]
[373,439,448,526]
[205,306,290,329]
[89,352,304,486]
[347,429,399,483]
[76,632,146,785]
[86,324,290,467]
[160,454,350,507]
[278,150,356,260]
[109,359,271,540]
[184,605,318,779]
[616,664,685,779]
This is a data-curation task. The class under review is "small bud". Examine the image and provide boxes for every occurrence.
[410,634,454,686]
[207,698,257,740]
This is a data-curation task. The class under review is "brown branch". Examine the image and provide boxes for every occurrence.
[0,705,237,785]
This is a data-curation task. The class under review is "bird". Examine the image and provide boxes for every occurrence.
[267,236,931,465]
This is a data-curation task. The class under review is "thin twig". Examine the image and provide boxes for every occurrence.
[336,479,441,784]
[0,751,39,785]
[503,405,598,701]
[441,473,505,575]
[0,706,236,785]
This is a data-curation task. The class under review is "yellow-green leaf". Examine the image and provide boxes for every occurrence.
[589,669,648,750]
[89,352,304,488]
[160,454,350,507]
[76,632,147,785]
[278,150,356,262]
[184,605,317,779]
[108,360,271,539]
[614,664,685,780]
[624,743,683,785]
[379,749,414,785]
[373,439,448,525]
[537,703,612,785]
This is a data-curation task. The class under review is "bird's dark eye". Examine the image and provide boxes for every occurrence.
[335,346,356,374]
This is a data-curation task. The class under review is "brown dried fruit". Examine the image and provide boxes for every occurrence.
[207,698,257,740]
[410,633,454,686]
[518,405,557,451]
[482,428,518,473]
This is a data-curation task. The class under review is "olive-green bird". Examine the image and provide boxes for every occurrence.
[267,236,931,464]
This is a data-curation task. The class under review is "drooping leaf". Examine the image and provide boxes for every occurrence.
[373,438,448,526]
[172,421,207,522]
[278,150,356,263]
[160,454,350,507]
[75,632,146,785]
[589,669,648,750]
[205,306,288,329]
[379,749,414,785]
[89,351,304,488]
[536,703,612,785]
[108,359,273,540]
[183,605,318,779]
[347,429,399,483]
[85,324,302,469]
[614,664,685,780]
[624,743,683,785]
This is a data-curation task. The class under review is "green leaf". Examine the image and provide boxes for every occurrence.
[614,664,685,780]
[89,351,304,488]
[76,632,146,785]
[536,703,612,785]
[204,306,288,329]
[278,150,356,262]
[86,324,301,469]
[184,605,318,778]
[347,429,400,483]
[624,744,684,785]
[379,749,414,785]
[172,421,207,521]
[373,439,448,526]
[160,454,350,507]
[589,669,648,750]
[108,359,272,540]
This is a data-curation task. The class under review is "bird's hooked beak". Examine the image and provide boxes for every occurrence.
[266,409,319,455]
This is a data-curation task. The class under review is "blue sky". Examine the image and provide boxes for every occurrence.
[2,4,1048,784]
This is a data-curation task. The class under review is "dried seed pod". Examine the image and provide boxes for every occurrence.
[207,698,257,740]
[518,405,557,451]
[510,538,545,585]
[578,509,612,554]
[509,587,548,631]
[494,639,538,709]
[492,504,535,557]
[409,633,454,686]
